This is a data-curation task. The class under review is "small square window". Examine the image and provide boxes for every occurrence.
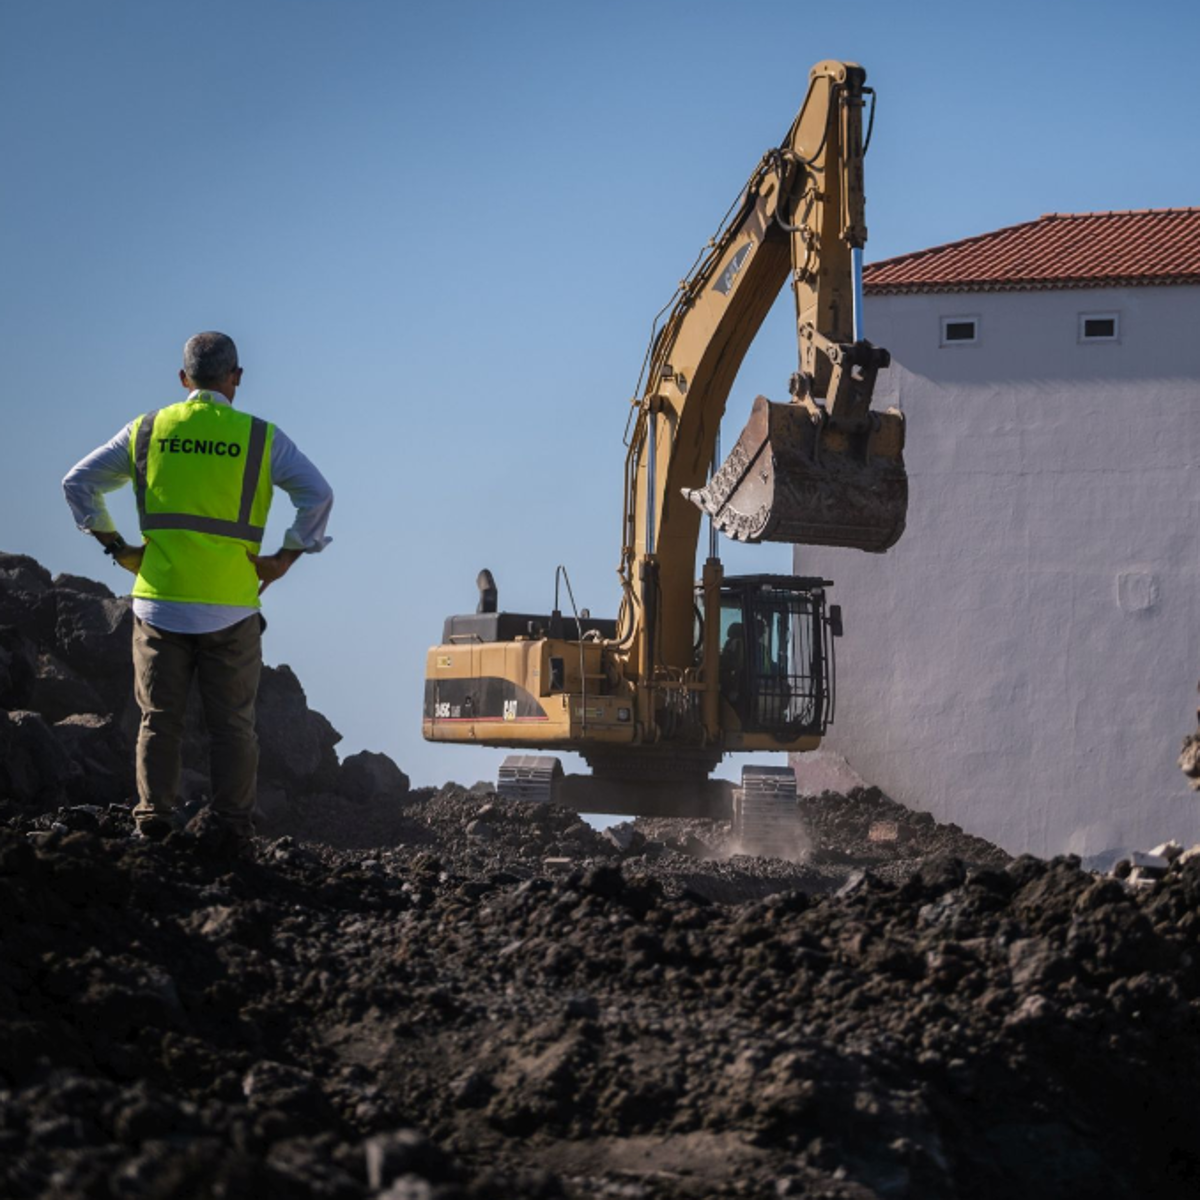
[1079,312,1119,342]
[940,316,979,346]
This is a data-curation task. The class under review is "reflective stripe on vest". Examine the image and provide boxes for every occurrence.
[133,408,270,541]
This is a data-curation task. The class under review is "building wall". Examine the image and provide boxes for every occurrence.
[792,285,1200,857]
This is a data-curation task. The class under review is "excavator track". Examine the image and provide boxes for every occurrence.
[497,755,562,803]
[732,765,804,857]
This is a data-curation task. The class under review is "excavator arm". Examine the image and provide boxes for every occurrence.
[424,61,906,815]
[619,60,907,677]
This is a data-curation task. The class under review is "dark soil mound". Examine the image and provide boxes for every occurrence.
[0,550,409,832]
[4,554,1199,1198]
[4,793,1200,1198]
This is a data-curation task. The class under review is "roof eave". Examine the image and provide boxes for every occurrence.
[864,275,1200,296]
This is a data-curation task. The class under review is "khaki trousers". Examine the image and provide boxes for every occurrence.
[131,614,263,835]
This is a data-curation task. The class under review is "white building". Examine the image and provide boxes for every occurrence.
[793,208,1200,858]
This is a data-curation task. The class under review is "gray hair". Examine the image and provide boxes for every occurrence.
[182,331,239,387]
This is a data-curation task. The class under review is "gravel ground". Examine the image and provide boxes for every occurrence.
[3,786,1200,1199]
[4,553,1199,1198]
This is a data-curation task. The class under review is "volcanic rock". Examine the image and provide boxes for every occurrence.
[0,626,36,708]
[29,650,106,721]
[0,553,361,814]
[52,712,134,805]
[339,749,410,802]
[0,551,53,632]
[52,581,133,688]
[0,708,78,803]
[254,663,343,791]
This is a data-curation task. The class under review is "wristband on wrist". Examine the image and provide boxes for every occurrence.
[102,535,128,560]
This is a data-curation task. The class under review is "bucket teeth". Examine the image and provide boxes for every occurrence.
[686,396,907,553]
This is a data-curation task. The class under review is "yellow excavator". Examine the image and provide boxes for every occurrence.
[424,61,907,844]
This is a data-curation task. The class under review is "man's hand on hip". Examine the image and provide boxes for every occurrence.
[246,549,303,594]
[112,544,146,574]
[91,531,144,575]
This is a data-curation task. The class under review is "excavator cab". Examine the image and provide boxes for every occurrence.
[714,575,837,741]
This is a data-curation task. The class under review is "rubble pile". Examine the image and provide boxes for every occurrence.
[635,786,1010,894]
[1179,724,1200,790]
[5,803,1200,1198]
[4,554,1200,1198]
[0,552,410,841]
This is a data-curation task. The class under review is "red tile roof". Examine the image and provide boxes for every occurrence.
[864,208,1200,294]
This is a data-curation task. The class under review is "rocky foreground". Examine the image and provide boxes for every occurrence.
[3,553,1200,1198]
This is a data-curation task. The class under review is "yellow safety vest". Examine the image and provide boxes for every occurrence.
[129,395,275,607]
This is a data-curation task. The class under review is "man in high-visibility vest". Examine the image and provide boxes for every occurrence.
[63,331,334,845]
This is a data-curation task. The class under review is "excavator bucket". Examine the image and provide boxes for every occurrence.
[685,395,907,552]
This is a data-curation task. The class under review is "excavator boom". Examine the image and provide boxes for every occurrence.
[622,61,906,673]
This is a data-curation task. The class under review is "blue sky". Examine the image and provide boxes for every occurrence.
[3,0,1198,789]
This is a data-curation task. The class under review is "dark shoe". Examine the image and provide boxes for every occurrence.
[185,807,256,857]
[134,813,181,841]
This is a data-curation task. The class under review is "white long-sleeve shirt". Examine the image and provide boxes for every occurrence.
[63,390,333,634]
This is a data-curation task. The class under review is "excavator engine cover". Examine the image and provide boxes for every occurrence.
[686,395,907,552]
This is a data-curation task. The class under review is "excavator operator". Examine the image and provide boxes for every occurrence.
[719,614,794,726]
[720,622,747,705]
